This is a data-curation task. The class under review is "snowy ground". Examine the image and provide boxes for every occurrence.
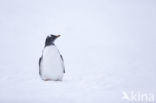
[0,0,156,103]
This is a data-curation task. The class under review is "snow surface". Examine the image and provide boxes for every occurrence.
[0,0,156,103]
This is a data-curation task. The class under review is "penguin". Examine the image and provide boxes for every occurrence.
[39,34,65,81]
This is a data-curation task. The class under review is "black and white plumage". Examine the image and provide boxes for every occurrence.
[39,34,65,81]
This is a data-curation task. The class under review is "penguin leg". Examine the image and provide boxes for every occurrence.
[42,78,52,81]
[56,79,62,81]
[42,78,61,81]
[42,77,62,81]
[55,78,63,81]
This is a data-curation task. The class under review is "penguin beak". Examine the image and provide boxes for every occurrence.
[56,35,61,38]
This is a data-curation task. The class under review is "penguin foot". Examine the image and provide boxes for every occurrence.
[43,78,52,81]
[42,78,62,81]
[56,78,62,81]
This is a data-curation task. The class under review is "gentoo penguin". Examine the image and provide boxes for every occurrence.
[39,34,65,81]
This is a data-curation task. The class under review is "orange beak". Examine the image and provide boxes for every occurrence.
[56,34,61,37]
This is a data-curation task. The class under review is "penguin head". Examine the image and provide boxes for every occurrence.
[45,34,60,46]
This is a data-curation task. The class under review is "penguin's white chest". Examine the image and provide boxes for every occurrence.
[41,46,63,80]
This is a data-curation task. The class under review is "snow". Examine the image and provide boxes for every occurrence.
[0,0,156,103]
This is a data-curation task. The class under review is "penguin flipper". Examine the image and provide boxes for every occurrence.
[60,55,65,73]
[39,56,43,75]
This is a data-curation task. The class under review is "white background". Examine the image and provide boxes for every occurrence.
[0,0,156,103]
